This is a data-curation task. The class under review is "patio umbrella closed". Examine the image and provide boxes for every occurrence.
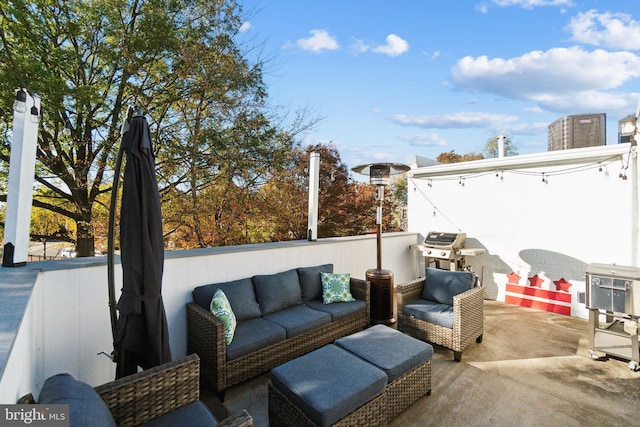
[114,114,171,378]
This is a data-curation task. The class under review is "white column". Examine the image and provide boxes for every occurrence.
[498,135,505,158]
[307,152,320,241]
[3,90,40,267]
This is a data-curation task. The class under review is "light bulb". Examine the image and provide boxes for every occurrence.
[13,89,27,113]
[30,105,39,124]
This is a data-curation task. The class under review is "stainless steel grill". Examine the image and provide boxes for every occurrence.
[586,263,640,370]
[420,231,466,271]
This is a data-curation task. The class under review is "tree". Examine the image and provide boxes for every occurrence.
[483,135,518,158]
[388,175,407,231]
[260,143,376,241]
[0,0,295,255]
[436,150,484,164]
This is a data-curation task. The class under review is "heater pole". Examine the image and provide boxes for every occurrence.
[376,186,383,271]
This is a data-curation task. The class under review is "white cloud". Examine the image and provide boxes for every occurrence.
[350,38,371,54]
[296,30,339,52]
[451,47,640,112]
[372,34,409,57]
[531,90,638,112]
[490,0,574,9]
[567,10,640,51]
[399,133,447,147]
[391,111,520,129]
[239,21,251,33]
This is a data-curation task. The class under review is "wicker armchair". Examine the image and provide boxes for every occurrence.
[22,354,252,427]
[95,354,252,426]
[397,272,484,362]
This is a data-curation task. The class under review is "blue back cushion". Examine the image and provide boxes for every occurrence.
[192,278,261,321]
[297,264,333,302]
[421,268,475,306]
[253,269,303,315]
[38,373,116,427]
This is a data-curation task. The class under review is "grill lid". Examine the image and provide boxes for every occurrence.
[586,263,640,280]
[423,231,466,249]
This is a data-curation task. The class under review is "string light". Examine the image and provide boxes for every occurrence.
[13,89,27,113]
[29,103,39,124]
[416,155,622,186]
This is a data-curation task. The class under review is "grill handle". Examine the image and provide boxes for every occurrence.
[595,284,629,291]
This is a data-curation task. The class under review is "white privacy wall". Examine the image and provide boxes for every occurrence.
[407,144,639,319]
[1,232,420,402]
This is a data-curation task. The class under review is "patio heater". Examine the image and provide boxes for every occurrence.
[352,162,410,325]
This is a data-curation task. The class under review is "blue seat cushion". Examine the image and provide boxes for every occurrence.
[253,269,303,315]
[263,304,331,338]
[305,299,366,321]
[422,267,475,306]
[335,325,433,382]
[271,344,387,427]
[139,401,216,427]
[404,299,454,328]
[226,317,286,360]
[192,278,261,321]
[38,373,116,427]
[298,264,333,302]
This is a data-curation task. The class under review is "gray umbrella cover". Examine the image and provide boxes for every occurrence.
[114,115,171,378]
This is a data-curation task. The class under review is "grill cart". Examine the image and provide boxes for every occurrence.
[586,263,640,371]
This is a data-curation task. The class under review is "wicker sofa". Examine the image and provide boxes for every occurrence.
[397,268,484,362]
[187,264,370,398]
[25,354,252,426]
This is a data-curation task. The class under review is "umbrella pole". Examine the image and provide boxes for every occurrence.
[107,106,134,358]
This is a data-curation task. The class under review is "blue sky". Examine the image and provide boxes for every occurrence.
[238,0,640,171]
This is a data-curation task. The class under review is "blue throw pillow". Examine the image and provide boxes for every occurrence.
[210,289,237,345]
[421,268,475,306]
[321,272,356,304]
[38,373,116,427]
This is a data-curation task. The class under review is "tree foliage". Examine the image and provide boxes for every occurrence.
[483,135,518,158]
[436,150,484,164]
[0,0,302,255]
[261,143,375,241]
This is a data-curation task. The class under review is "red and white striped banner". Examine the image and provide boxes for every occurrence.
[504,274,572,315]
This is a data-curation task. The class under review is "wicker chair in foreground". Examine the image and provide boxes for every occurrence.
[397,268,484,362]
[27,354,252,427]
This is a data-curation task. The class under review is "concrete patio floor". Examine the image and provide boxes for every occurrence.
[202,301,640,426]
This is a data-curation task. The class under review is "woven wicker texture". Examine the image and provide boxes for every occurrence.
[268,382,388,427]
[397,277,484,360]
[95,354,200,427]
[384,360,431,421]
[188,278,370,394]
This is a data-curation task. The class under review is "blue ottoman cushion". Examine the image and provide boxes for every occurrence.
[139,401,216,426]
[404,299,454,329]
[270,344,387,427]
[335,325,433,382]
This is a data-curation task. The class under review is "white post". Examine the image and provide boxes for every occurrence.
[307,152,320,241]
[498,135,505,158]
[3,90,40,267]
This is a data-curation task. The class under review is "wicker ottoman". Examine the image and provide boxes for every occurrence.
[335,324,433,421]
[269,344,388,427]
